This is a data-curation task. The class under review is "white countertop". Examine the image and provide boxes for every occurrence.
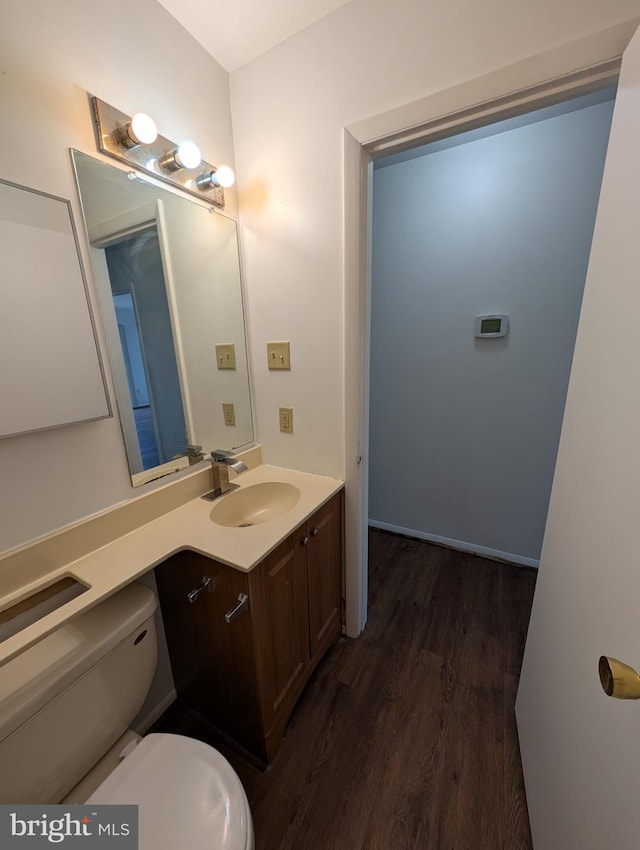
[0,464,343,668]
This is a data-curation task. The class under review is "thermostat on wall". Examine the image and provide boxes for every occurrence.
[474,314,509,338]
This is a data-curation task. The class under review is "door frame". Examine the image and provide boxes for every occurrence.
[342,19,637,638]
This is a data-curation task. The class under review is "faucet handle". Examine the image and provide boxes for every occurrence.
[211,449,233,461]
[184,444,205,464]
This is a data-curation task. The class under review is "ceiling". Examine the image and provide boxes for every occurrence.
[156,0,354,72]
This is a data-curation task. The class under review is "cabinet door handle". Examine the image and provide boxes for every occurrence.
[225,592,249,623]
[311,528,319,537]
[187,576,213,604]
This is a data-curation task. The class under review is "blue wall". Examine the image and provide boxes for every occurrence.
[369,93,615,563]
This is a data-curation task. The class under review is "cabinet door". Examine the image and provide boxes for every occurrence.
[307,491,343,665]
[255,532,310,734]
[154,551,263,755]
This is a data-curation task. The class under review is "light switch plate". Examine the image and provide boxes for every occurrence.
[267,341,291,370]
[215,344,236,370]
[222,403,236,426]
[279,407,293,433]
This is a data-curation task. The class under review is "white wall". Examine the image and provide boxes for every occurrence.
[0,0,236,553]
[230,0,640,482]
[368,97,614,563]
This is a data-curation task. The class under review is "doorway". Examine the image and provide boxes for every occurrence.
[343,46,627,638]
[368,89,615,567]
[104,227,188,471]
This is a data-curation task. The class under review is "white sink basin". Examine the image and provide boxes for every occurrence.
[210,482,301,528]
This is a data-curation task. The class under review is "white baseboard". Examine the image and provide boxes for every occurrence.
[368,520,539,568]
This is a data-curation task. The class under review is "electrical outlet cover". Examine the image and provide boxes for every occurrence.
[279,407,293,433]
[222,402,236,426]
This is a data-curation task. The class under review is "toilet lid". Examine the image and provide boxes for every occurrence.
[87,733,250,850]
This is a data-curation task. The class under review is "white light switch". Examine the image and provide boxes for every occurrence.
[215,343,236,370]
[267,341,291,370]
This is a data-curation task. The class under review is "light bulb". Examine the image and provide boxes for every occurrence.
[113,112,158,149]
[159,140,202,172]
[129,112,158,145]
[213,165,235,188]
[195,165,236,191]
[175,141,201,170]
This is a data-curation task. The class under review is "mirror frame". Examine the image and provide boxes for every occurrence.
[0,177,110,438]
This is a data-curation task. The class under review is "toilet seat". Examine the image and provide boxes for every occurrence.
[87,733,253,850]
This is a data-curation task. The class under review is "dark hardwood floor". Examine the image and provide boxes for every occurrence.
[156,528,537,850]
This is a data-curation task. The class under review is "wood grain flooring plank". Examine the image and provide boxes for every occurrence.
[503,672,533,850]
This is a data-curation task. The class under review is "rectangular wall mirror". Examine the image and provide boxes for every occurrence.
[71,150,253,486]
[0,179,110,438]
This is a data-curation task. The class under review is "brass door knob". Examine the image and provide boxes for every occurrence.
[599,656,640,699]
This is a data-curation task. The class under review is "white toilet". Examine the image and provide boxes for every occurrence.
[0,582,254,850]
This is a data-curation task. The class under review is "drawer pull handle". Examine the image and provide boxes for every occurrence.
[187,576,213,604]
[225,593,249,623]
[311,528,319,537]
[302,536,309,545]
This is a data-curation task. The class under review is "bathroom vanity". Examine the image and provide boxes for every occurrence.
[155,490,343,761]
[0,453,344,765]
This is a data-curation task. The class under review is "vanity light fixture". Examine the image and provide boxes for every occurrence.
[112,112,158,149]
[90,96,229,207]
[196,165,236,190]
[159,140,202,172]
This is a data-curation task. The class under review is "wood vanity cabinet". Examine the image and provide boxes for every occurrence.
[154,489,343,762]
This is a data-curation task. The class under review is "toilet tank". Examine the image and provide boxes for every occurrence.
[0,582,158,804]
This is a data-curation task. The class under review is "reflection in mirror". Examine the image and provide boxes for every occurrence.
[105,228,187,469]
[71,150,253,486]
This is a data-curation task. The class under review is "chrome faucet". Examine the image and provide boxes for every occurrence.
[211,449,248,475]
[202,450,248,501]
[183,444,206,465]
